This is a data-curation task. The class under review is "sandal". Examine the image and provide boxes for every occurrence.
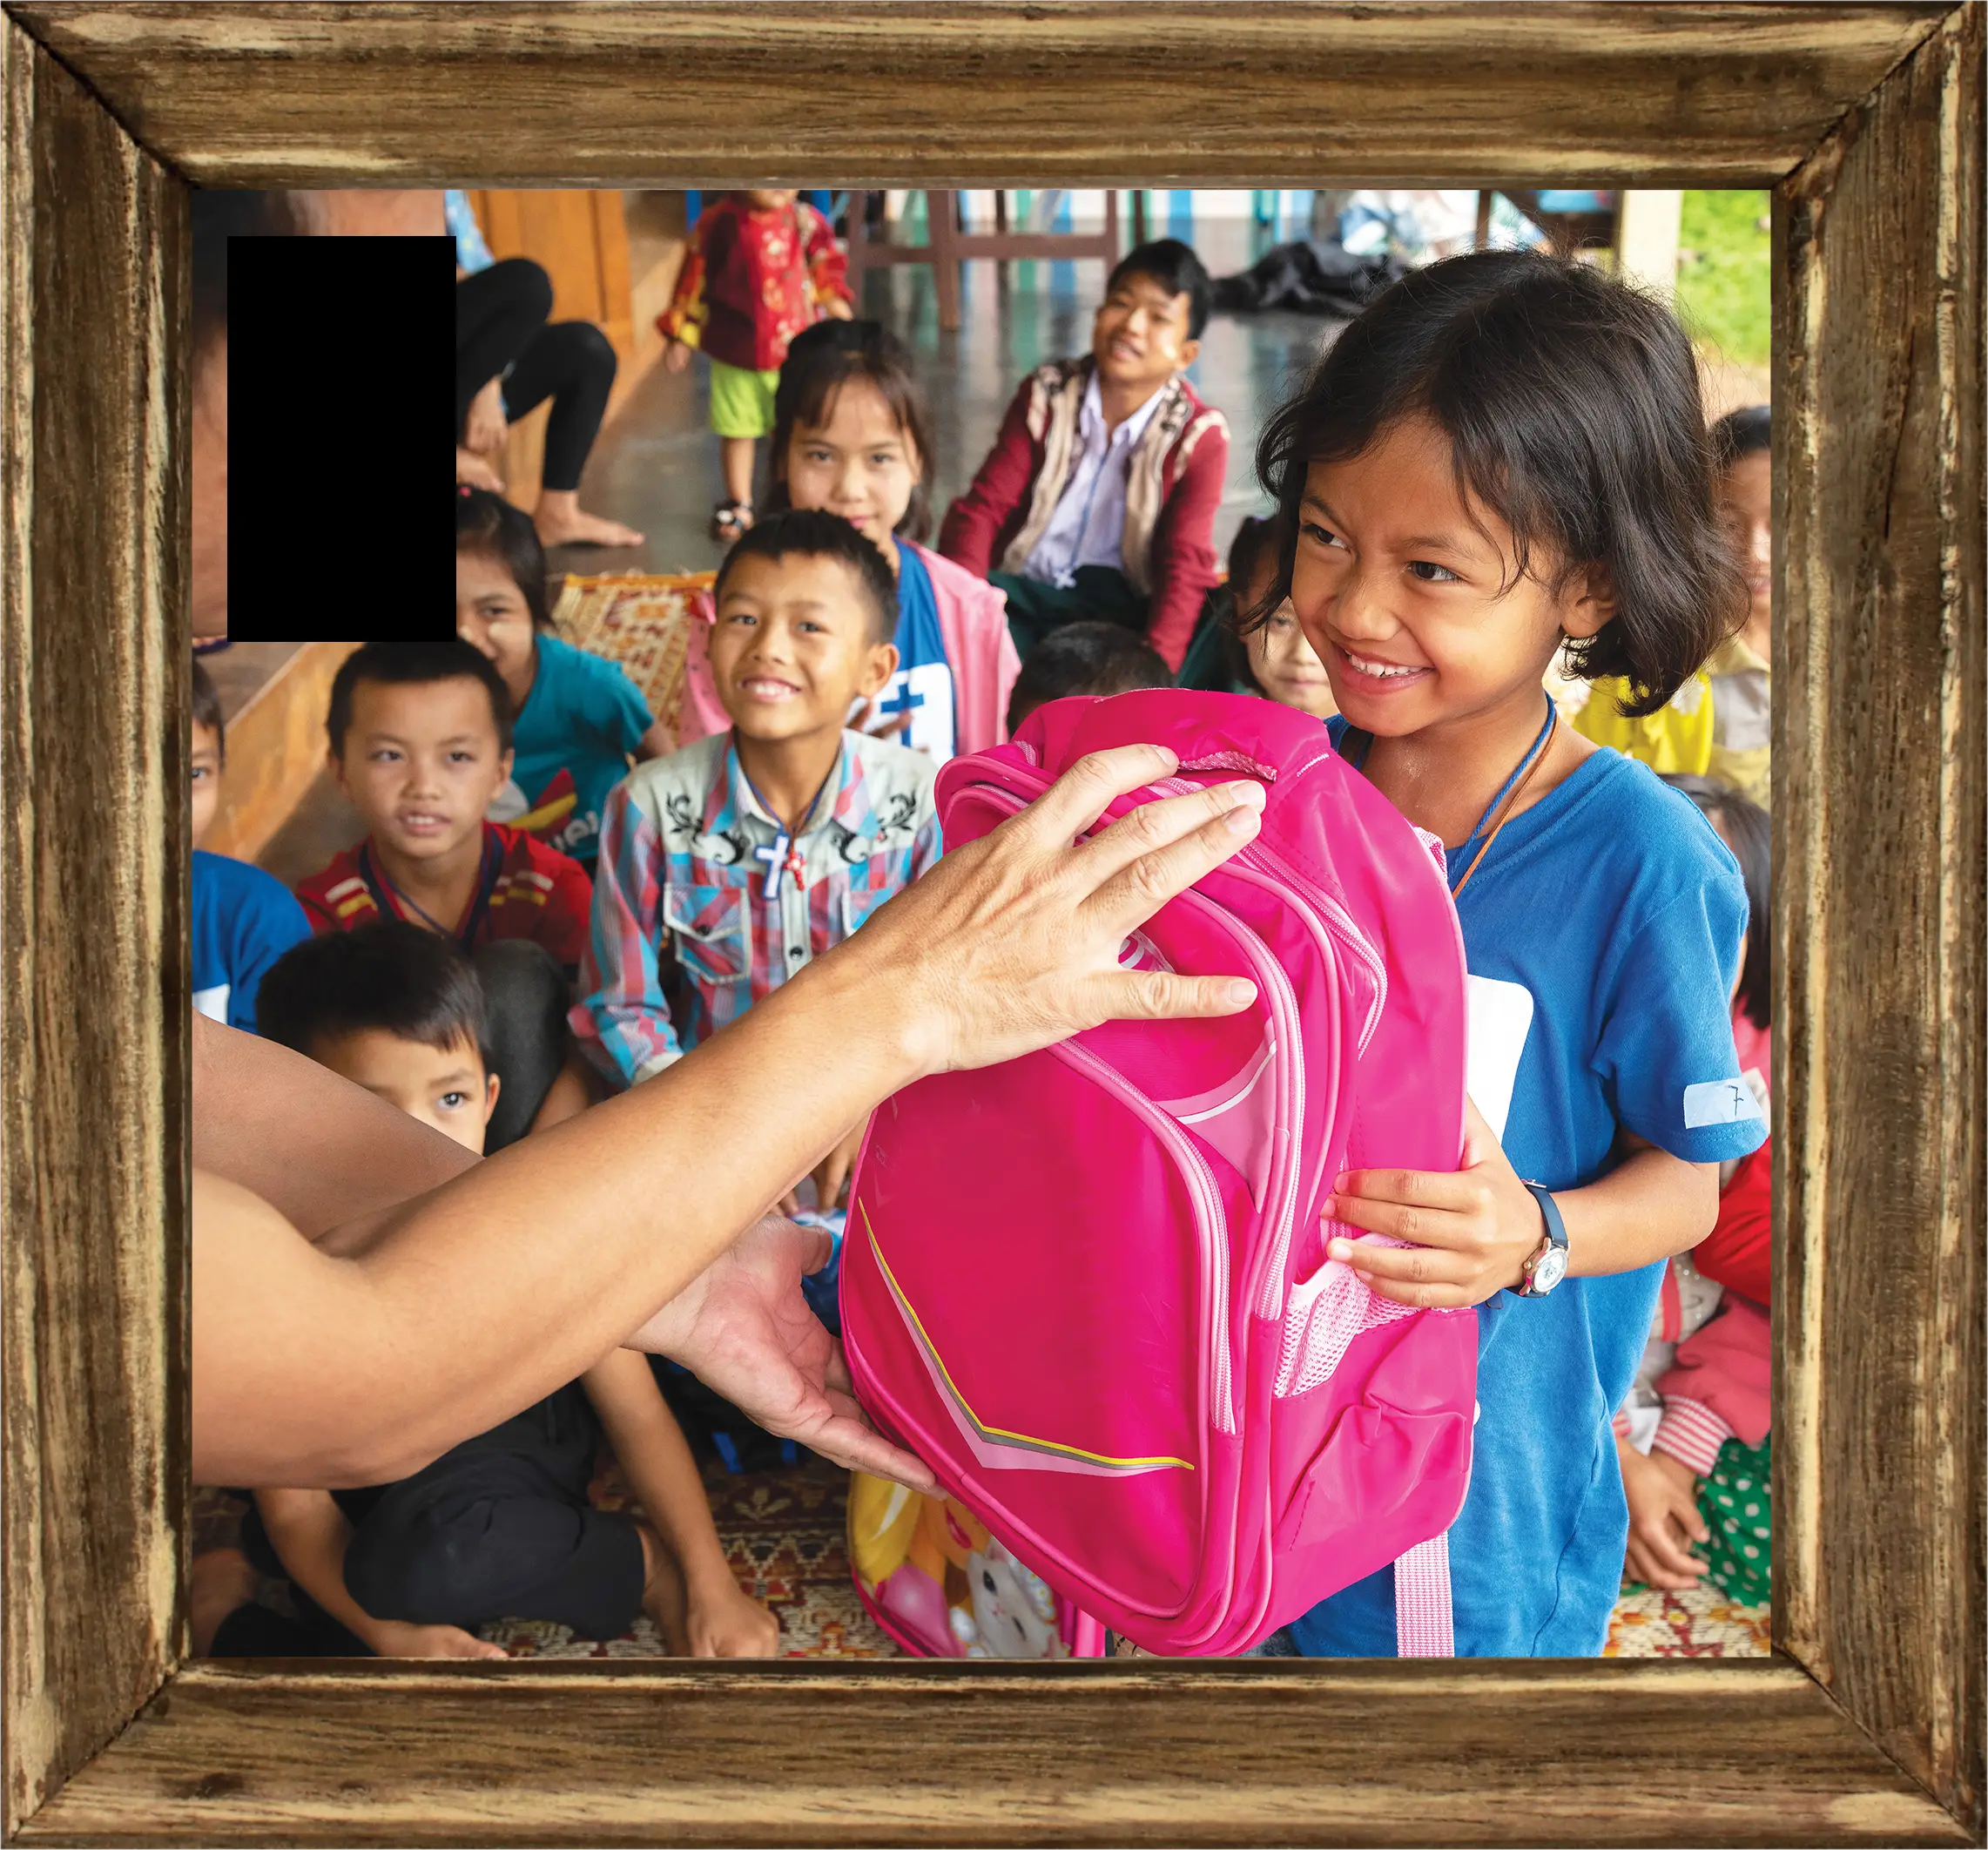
[710,500,754,544]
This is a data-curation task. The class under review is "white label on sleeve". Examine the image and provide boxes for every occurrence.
[1683,1077,1767,1129]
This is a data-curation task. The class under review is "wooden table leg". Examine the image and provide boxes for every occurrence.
[927,188,962,332]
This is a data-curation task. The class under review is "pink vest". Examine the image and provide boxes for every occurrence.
[843,691,1478,1656]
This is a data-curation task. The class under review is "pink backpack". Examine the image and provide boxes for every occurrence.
[842,690,1477,1657]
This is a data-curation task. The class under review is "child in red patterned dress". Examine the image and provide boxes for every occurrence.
[659,191,855,543]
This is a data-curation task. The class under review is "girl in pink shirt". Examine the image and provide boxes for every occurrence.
[678,319,1019,762]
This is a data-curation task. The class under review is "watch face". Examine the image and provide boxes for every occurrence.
[1532,1245,1569,1294]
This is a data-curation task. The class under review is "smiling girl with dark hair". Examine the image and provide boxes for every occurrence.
[1248,248,1762,1661]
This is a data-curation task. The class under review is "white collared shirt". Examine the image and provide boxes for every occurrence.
[1021,375,1167,588]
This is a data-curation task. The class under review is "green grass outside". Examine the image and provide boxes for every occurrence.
[1673,189,1771,371]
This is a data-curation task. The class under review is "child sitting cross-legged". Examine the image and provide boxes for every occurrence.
[196,921,780,1659]
[940,238,1229,672]
[573,508,941,1212]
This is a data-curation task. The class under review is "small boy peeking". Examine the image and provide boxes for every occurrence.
[197,922,778,1660]
[573,509,940,1212]
[940,238,1230,672]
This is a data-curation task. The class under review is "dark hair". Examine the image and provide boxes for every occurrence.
[1227,516,1282,601]
[765,319,934,544]
[1710,403,1771,472]
[327,639,514,759]
[455,484,552,630]
[1107,239,1213,341]
[1006,622,1174,733]
[713,508,899,646]
[1662,773,1771,1031]
[191,190,300,361]
[1253,248,1744,718]
[1210,517,1289,696]
[192,655,226,760]
[257,921,492,1067]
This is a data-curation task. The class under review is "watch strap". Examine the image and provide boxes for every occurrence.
[1521,1181,1568,1253]
[1517,1182,1567,1297]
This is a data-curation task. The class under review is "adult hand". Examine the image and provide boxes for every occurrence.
[664,340,692,375]
[625,1214,934,1491]
[464,375,509,457]
[849,743,1265,1079]
[1619,1438,1709,1589]
[1324,1097,1542,1307]
[823,297,856,321]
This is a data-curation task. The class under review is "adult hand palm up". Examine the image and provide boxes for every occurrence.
[625,1214,934,1490]
[862,744,1266,1077]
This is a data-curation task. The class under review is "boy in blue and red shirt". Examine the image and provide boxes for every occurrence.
[295,639,593,976]
[190,655,312,1034]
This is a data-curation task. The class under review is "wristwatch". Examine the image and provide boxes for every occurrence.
[1516,1182,1568,1297]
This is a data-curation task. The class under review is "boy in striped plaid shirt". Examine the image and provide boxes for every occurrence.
[572,511,941,1211]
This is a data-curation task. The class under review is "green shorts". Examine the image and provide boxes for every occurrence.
[707,358,780,440]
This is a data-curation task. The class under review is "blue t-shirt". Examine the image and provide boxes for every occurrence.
[1288,727,1766,1658]
[192,848,313,1034]
[499,634,654,867]
[874,544,956,762]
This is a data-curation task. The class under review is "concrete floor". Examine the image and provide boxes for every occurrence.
[543,213,1340,580]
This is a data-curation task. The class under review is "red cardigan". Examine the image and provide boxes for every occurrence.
[939,361,1229,669]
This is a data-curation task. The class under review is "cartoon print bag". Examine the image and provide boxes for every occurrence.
[846,1473,1103,1658]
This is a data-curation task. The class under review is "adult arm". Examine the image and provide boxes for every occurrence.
[192,1009,479,1244]
[1142,412,1230,672]
[937,377,1038,578]
[194,747,1267,1489]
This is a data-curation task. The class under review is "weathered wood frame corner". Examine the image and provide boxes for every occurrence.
[2,3,1981,1843]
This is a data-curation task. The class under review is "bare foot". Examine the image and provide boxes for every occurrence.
[190,1547,258,1656]
[534,489,644,550]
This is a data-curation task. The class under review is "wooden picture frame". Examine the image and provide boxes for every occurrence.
[1,3,1980,1840]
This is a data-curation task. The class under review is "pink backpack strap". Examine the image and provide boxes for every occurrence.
[1393,1531,1456,1656]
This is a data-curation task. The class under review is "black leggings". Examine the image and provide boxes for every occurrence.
[212,1385,646,1656]
[456,259,618,494]
[474,939,573,1153]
